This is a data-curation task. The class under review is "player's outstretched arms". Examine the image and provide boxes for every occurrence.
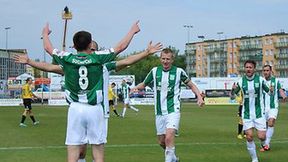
[13,54,63,75]
[113,20,140,54]
[42,23,54,55]
[115,41,162,71]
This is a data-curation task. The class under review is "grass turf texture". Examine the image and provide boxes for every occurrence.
[0,103,287,162]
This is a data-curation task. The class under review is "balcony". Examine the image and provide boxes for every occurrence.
[239,56,250,61]
[275,64,288,70]
[210,66,221,73]
[205,47,226,53]
[274,52,288,59]
[239,44,262,51]
[210,58,220,63]
[274,42,288,48]
[185,49,196,55]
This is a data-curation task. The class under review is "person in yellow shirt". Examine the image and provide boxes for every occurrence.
[235,90,245,139]
[109,82,120,116]
[19,77,39,127]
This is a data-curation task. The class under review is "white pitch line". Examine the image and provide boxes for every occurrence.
[0,140,287,151]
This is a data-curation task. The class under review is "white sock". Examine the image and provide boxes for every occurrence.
[122,108,127,117]
[130,106,139,112]
[165,147,176,162]
[265,126,274,146]
[246,141,258,161]
[78,159,86,162]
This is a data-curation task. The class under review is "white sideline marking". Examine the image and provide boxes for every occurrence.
[0,140,287,151]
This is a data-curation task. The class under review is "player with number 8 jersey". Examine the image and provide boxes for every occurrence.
[52,49,116,105]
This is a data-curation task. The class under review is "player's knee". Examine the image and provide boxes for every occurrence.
[268,120,275,127]
[79,152,86,159]
[246,135,253,142]
[158,141,165,148]
[165,136,173,145]
[258,134,266,141]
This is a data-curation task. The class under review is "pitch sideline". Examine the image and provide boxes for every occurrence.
[0,139,288,151]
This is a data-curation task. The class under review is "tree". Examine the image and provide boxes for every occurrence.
[33,59,42,78]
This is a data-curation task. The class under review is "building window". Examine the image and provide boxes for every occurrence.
[270,49,273,55]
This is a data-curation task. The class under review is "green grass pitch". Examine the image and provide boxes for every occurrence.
[0,102,287,162]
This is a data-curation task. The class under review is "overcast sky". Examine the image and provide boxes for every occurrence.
[1,0,288,61]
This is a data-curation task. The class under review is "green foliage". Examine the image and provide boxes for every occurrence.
[33,59,42,78]
[114,53,160,84]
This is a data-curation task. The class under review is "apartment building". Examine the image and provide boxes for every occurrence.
[0,49,27,80]
[185,32,288,77]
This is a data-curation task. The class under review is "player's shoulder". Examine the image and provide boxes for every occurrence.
[52,49,71,57]
[94,48,115,55]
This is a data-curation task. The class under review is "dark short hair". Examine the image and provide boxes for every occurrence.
[244,60,256,68]
[111,82,116,86]
[26,77,32,82]
[263,64,272,70]
[73,31,92,51]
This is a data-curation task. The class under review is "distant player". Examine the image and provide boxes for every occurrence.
[234,90,245,139]
[261,65,287,151]
[19,77,40,127]
[109,82,120,116]
[231,60,272,162]
[121,79,139,117]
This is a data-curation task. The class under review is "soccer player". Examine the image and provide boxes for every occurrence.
[231,60,272,162]
[19,77,40,127]
[261,64,287,151]
[235,91,245,139]
[108,82,120,116]
[41,21,142,162]
[133,48,204,162]
[14,40,162,162]
[121,79,139,117]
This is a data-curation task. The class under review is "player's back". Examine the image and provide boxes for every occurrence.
[54,52,115,105]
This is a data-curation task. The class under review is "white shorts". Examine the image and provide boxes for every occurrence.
[243,117,266,131]
[124,98,130,105]
[155,112,180,135]
[65,102,108,145]
[265,108,278,120]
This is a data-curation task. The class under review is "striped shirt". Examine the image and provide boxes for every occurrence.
[143,66,190,115]
[263,76,282,110]
[233,74,269,119]
[52,49,116,105]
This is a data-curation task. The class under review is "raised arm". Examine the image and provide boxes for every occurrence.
[13,54,64,75]
[42,23,54,55]
[186,81,204,107]
[113,21,140,55]
[115,41,162,71]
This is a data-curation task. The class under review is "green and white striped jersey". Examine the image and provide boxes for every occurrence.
[52,49,116,105]
[121,83,130,100]
[233,74,269,119]
[263,76,282,110]
[144,66,190,115]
